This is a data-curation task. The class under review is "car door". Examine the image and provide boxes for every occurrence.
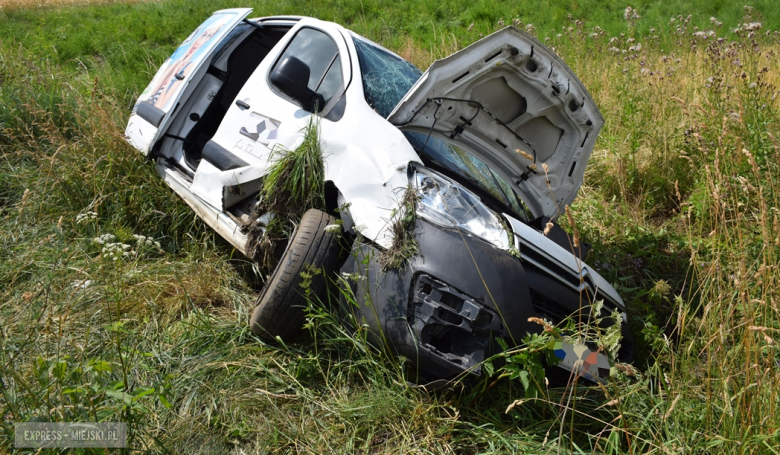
[125,8,253,155]
[194,19,350,212]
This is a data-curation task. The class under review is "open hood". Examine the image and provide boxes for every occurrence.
[388,27,603,220]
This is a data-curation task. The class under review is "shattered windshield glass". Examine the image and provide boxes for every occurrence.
[352,36,422,118]
[403,131,533,221]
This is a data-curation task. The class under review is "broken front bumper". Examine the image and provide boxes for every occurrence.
[338,218,632,381]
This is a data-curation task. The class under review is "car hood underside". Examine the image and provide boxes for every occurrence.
[388,27,604,220]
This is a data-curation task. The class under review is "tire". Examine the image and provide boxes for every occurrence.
[250,209,341,341]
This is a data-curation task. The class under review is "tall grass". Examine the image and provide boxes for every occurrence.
[2,1,780,453]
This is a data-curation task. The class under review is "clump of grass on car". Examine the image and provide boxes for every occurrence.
[248,114,326,271]
[380,185,420,271]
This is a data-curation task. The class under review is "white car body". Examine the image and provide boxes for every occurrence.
[125,9,632,382]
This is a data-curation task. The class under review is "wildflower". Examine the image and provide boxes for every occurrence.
[93,234,116,244]
[76,211,98,224]
[101,241,134,261]
[623,6,640,21]
[72,279,92,289]
[592,300,603,317]
[527,316,554,332]
[512,18,522,27]
[324,224,342,233]
[653,279,671,296]
[543,221,554,236]
[497,19,505,27]
[542,163,549,173]
[608,47,620,54]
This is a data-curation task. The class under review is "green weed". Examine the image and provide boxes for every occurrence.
[379,185,420,271]
[247,115,326,272]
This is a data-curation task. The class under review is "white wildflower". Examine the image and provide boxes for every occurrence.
[76,211,98,224]
[93,234,116,245]
[72,279,92,289]
[324,224,342,234]
[592,300,603,317]
[101,242,134,261]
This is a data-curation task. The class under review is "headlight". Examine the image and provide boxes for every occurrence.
[411,166,510,250]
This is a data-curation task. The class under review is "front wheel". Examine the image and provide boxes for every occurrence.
[250,209,341,341]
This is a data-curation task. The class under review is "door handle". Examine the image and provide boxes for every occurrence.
[235,100,250,110]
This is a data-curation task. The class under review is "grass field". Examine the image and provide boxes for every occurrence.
[2,0,780,453]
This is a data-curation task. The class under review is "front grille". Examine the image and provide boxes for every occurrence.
[409,274,504,372]
[529,288,571,324]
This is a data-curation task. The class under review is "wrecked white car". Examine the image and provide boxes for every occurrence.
[125,9,634,382]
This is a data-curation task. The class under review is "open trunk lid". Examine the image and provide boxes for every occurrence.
[126,8,252,154]
[387,27,603,219]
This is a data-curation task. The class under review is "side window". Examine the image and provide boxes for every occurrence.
[272,28,343,104]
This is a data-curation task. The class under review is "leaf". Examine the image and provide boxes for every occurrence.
[91,360,112,372]
[132,386,156,400]
[105,389,132,405]
[518,370,530,391]
[158,394,172,409]
[483,360,494,377]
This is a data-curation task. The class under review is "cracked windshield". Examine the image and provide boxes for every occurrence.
[352,36,422,118]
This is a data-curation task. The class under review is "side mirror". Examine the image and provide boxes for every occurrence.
[270,56,325,113]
